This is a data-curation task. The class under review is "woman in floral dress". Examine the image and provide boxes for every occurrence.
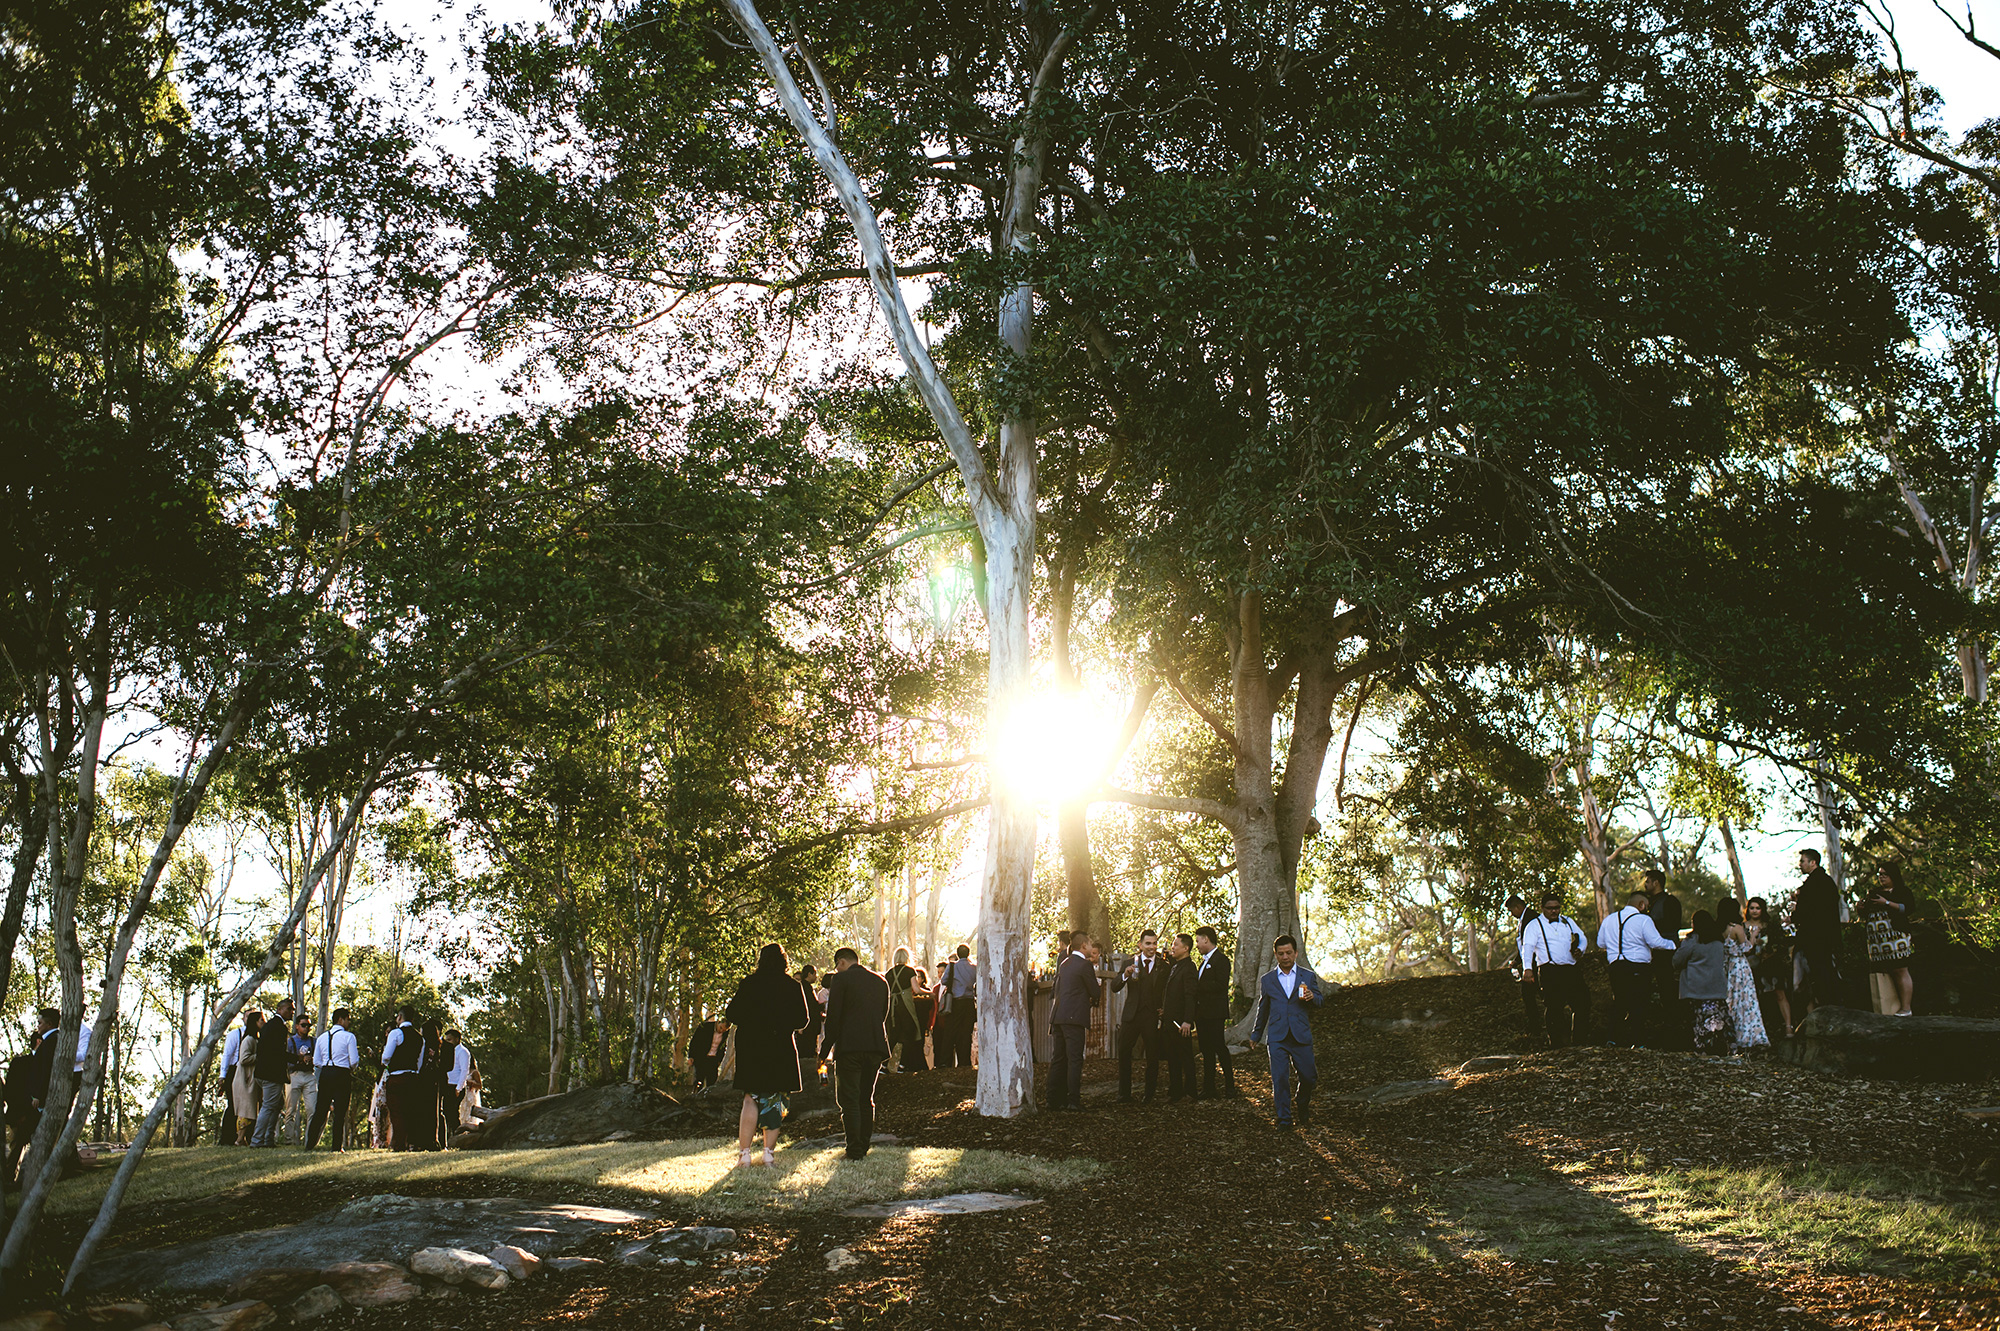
[1718,897,1769,1049]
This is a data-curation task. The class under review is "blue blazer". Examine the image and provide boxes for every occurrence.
[1250,965,1325,1045]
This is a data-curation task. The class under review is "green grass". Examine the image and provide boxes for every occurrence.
[46,1140,1104,1219]
[1579,1161,2000,1282]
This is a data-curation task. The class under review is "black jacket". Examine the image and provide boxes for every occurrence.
[1051,951,1101,1027]
[1648,891,1684,945]
[1161,956,1198,1028]
[253,1015,292,1082]
[1194,947,1232,1022]
[819,963,890,1060]
[1793,869,1842,949]
[724,968,810,1094]
[1111,953,1169,1030]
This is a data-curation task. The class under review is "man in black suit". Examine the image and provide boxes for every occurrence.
[819,947,891,1159]
[1193,926,1237,1098]
[1048,931,1100,1112]
[1791,848,1844,1015]
[1643,869,1685,1044]
[1111,929,1168,1104]
[1160,934,1198,1104]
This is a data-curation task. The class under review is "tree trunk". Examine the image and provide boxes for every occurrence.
[1812,752,1849,916]
[1718,816,1748,903]
[538,957,561,1097]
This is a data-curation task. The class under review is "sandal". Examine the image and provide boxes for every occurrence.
[761,1147,776,1167]
[738,1148,760,1168]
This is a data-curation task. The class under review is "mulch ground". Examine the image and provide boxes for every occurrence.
[34,970,2000,1330]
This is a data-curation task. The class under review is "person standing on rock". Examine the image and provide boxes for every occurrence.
[1790,848,1844,1021]
[1249,935,1326,1129]
[723,942,810,1168]
[443,1029,473,1145]
[309,1008,360,1150]
[936,944,977,1069]
[381,1005,425,1151]
[1048,931,1101,1113]
[819,946,890,1160]
[1161,934,1198,1104]
[1518,893,1592,1047]
[250,997,296,1146]
[1597,890,1669,1047]
[1193,926,1237,1099]
[1112,929,1168,1104]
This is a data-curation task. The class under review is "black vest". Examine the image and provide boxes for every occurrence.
[385,1023,421,1074]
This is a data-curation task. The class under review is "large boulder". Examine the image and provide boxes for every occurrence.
[454,1083,726,1149]
[82,1197,650,1295]
[1778,1007,2000,1082]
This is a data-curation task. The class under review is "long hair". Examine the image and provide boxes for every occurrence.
[1691,910,1723,944]
[1878,862,1910,901]
[1717,897,1743,928]
[755,942,789,975]
[1746,896,1770,923]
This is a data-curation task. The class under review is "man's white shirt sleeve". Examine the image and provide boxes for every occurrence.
[382,1027,403,1068]
[451,1044,471,1086]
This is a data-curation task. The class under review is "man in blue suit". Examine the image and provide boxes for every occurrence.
[1249,934,1325,1129]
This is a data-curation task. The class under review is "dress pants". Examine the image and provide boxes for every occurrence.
[1517,975,1543,1038]
[833,1055,884,1158]
[249,1078,285,1145]
[939,1001,975,1068]
[1049,1022,1086,1110]
[285,1071,315,1144]
[1267,1038,1317,1124]
[1116,1021,1159,1100]
[1608,960,1652,1044]
[307,1066,352,1150]
[1536,965,1591,1047]
[385,1072,420,1151]
[1195,1017,1234,1096]
[1164,1027,1195,1100]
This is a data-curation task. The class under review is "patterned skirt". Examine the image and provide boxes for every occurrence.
[1692,999,1732,1055]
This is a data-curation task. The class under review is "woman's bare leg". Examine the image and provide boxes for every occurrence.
[1895,967,1913,1014]
[737,1095,757,1156]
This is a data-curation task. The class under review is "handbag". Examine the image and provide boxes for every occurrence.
[936,961,956,1016]
[1864,914,1913,964]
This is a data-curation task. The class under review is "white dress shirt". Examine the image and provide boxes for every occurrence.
[221,1027,242,1071]
[316,1025,360,1070]
[448,1043,472,1088]
[1277,966,1298,997]
[1597,906,1669,963]
[73,1022,92,1072]
[1522,914,1585,968]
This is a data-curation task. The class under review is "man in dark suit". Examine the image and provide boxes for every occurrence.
[1643,869,1685,1044]
[1192,926,1236,1098]
[1249,935,1327,1128]
[1160,934,1198,1104]
[1791,848,1844,1014]
[819,947,891,1159]
[249,997,295,1146]
[1111,929,1168,1103]
[7,1011,59,1182]
[1048,931,1100,1112]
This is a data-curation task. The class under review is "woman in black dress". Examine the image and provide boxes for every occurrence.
[418,1018,446,1150]
[722,943,809,1168]
[795,964,825,1089]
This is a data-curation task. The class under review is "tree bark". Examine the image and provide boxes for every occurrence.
[1718,815,1748,903]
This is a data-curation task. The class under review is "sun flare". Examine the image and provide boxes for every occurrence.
[990,692,1120,803]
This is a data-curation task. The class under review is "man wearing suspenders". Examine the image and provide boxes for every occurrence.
[1519,894,1592,1047]
[1597,888,1670,1046]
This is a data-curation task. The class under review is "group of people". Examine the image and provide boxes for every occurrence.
[1511,850,1925,1054]
[211,1002,478,1154]
[2,1006,89,1181]
[704,924,1341,1153]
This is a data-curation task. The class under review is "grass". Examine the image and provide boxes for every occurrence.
[1579,1161,2000,1282]
[45,1140,1104,1220]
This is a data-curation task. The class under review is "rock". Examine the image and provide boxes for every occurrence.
[843,1192,1041,1219]
[0,1313,65,1331]
[485,1244,543,1280]
[319,1262,420,1307]
[286,1287,342,1324]
[1459,1055,1524,1073]
[824,1247,861,1272]
[616,1227,737,1267]
[600,1129,635,1141]
[1358,1011,1450,1032]
[1339,1079,1453,1104]
[223,1272,319,1305]
[166,1301,274,1331]
[453,1082,783,1150]
[409,1248,509,1290]
[1778,1008,2000,1082]
[81,1198,648,1295]
[544,1257,604,1273]
[83,1302,155,1327]
[1960,1105,2000,1121]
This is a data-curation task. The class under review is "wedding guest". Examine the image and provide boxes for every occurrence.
[1161,934,1198,1104]
[912,965,938,1068]
[1519,893,1592,1047]
[686,1017,724,1092]
[308,1008,359,1151]
[795,965,825,1086]
[1675,911,1733,1054]
[418,1018,446,1150]
[1645,870,1685,1046]
[380,1006,424,1151]
[1111,929,1168,1103]
[1048,932,1100,1112]
[1193,926,1237,1098]
[1862,864,1917,1016]
[819,947,890,1159]
[885,948,928,1072]
[231,1011,263,1145]
[249,999,295,1146]
[1505,895,1541,1043]
[1744,897,1793,1037]
[284,1014,316,1145]
[724,943,809,1168]
[935,945,977,1070]
[442,1030,472,1145]
[1718,898,1769,1050]
[1597,891,1669,1046]
[1249,935,1325,1129]
[1790,848,1843,1017]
